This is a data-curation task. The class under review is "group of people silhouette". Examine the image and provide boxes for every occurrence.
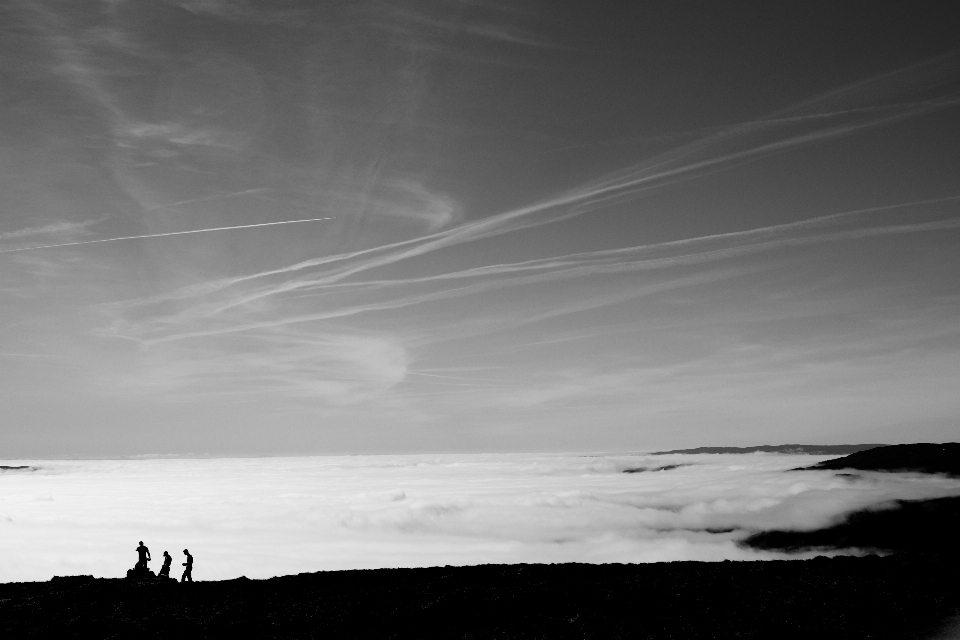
[135,541,193,582]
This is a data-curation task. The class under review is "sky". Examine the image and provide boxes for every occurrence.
[1,1,959,457]
[4,453,960,582]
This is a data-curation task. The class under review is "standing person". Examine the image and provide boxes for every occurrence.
[158,551,173,578]
[135,541,151,571]
[181,549,193,582]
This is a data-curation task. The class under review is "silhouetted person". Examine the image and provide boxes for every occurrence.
[158,551,172,578]
[135,541,151,571]
[181,549,193,582]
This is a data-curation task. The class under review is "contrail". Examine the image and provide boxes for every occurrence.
[143,213,960,345]
[0,217,335,254]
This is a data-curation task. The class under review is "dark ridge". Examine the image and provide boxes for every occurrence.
[741,495,960,554]
[650,444,886,455]
[50,575,96,584]
[795,443,960,477]
[0,465,38,472]
[622,464,687,474]
[2,556,959,639]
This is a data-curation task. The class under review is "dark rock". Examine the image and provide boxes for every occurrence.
[126,567,157,581]
[0,465,38,472]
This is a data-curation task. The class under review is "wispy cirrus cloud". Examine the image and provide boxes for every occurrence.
[6,7,958,439]
[0,218,105,242]
[77,47,960,410]
[167,0,312,26]
[105,49,960,318]
[99,328,408,403]
[3,0,959,464]
[99,190,960,347]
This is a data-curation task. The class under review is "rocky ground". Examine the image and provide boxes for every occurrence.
[1,554,958,639]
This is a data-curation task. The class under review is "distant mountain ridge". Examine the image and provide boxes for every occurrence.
[650,444,886,455]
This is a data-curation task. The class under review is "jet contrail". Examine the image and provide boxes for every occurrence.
[0,217,335,254]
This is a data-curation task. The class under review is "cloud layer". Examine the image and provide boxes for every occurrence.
[2,453,959,582]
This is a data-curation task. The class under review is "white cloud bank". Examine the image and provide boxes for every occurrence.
[1,452,958,582]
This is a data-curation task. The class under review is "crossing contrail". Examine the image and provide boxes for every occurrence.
[0,217,335,254]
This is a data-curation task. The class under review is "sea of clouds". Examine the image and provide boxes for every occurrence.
[2,452,959,582]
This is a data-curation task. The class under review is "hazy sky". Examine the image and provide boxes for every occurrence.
[2,1,959,456]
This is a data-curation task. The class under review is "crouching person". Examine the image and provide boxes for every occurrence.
[158,551,173,579]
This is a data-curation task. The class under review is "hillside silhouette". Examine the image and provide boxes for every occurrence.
[796,442,960,476]
[2,556,959,638]
[742,495,960,554]
[742,443,960,554]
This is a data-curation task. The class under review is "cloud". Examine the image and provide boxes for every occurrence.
[109,50,960,318]
[92,326,409,405]
[368,180,461,232]
[2,453,958,582]
[35,42,957,416]
[97,196,958,349]
[0,218,105,242]
[117,122,247,150]
[279,194,960,301]
[376,1,557,54]
[0,353,60,359]
[85,187,956,406]
[167,0,312,26]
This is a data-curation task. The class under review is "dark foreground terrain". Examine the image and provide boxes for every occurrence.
[2,555,959,639]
